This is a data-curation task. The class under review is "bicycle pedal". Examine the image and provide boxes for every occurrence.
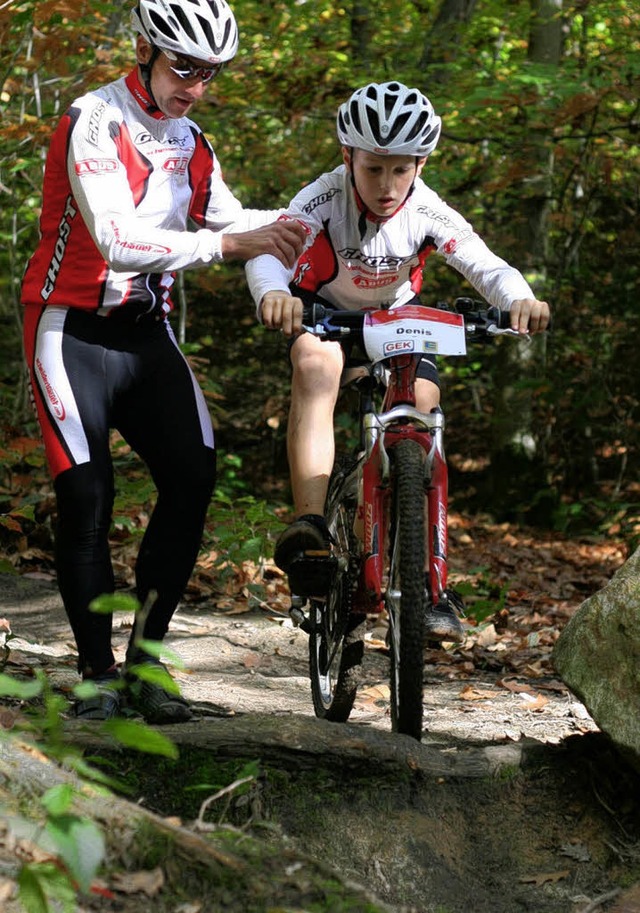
[287,554,338,599]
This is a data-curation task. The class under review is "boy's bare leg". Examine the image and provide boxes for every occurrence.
[287,333,344,518]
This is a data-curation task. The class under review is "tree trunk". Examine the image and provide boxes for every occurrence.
[350,1,374,66]
[418,0,478,73]
[487,0,563,521]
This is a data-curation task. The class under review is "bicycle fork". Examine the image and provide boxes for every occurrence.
[425,422,448,605]
[358,407,448,611]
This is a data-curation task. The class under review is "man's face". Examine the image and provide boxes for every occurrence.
[343,148,427,218]
[136,37,216,118]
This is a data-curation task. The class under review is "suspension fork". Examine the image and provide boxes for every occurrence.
[426,423,448,603]
[360,438,387,613]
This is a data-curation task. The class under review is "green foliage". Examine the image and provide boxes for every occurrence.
[455,568,510,624]
[1,0,639,545]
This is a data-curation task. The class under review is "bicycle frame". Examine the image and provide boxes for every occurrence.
[337,304,467,615]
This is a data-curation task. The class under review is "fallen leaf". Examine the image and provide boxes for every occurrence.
[111,867,165,896]
[519,693,549,712]
[459,685,498,701]
[519,870,570,886]
[560,842,590,862]
[0,877,15,902]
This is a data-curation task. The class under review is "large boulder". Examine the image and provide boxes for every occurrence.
[553,546,640,766]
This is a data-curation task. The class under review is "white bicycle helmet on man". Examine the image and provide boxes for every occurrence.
[131,0,238,64]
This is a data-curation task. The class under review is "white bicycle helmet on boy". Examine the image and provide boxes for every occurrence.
[132,0,238,64]
[337,82,441,157]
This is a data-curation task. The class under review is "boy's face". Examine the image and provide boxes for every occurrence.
[343,148,427,217]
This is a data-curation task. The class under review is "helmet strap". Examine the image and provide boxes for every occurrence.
[139,45,162,114]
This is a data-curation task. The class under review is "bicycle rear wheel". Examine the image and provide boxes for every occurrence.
[387,439,426,740]
[309,458,365,722]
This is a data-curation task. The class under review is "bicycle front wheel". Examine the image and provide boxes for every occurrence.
[387,439,426,740]
[309,458,365,722]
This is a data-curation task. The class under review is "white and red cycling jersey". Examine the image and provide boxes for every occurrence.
[21,68,274,317]
[246,164,534,314]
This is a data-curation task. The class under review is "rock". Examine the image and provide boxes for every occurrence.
[553,546,640,767]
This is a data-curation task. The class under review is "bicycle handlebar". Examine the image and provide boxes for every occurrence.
[301,297,516,342]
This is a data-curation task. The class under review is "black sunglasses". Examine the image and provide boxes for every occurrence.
[162,50,224,84]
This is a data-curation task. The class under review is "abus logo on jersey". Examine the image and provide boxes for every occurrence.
[162,158,189,174]
[35,359,65,421]
[75,159,118,175]
[353,275,396,290]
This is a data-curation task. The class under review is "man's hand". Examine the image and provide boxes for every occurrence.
[261,291,304,336]
[509,298,551,334]
[221,219,306,268]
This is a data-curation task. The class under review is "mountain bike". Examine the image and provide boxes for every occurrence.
[287,298,521,741]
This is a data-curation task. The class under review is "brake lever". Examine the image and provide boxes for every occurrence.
[487,325,531,341]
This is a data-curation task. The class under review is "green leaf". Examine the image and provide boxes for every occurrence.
[102,718,179,759]
[41,785,74,817]
[89,593,140,614]
[17,865,50,913]
[45,816,105,893]
[0,673,43,699]
[128,662,180,694]
[18,862,77,913]
[133,639,185,669]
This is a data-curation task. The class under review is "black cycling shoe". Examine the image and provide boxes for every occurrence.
[274,515,336,597]
[73,669,123,720]
[124,653,192,725]
[424,590,466,644]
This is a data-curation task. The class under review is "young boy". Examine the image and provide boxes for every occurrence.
[245,81,549,643]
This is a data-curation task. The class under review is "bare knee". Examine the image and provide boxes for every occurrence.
[416,378,440,413]
[291,336,343,399]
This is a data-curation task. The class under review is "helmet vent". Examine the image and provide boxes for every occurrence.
[148,8,177,40]
[170,4,197,41]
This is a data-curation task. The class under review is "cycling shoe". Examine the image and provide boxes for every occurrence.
[124,652,192,724]
[424,590,466,644]
[274,515,335,598]
[73,669,123,720]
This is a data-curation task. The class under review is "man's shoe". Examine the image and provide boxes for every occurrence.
[274,515,336,598]
[124,653,192,724]
[73,669,123,720]
[424,590,466,644]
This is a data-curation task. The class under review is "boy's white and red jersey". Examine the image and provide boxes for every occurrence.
[21,69,273,317]
[246,164,534,314]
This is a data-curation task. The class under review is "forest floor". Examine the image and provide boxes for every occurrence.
[2,511,640,913]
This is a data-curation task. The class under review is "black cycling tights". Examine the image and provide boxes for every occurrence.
[46,311,217,676]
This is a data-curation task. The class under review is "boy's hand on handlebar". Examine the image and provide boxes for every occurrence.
[509,298,551,335]
[221,219,306,268]
[261,291,304,336]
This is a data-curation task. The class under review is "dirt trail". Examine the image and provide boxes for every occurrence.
[2,571,640,913]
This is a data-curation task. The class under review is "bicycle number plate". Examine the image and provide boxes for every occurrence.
[362,305,466,361]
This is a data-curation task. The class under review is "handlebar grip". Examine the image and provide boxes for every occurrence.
[302,301,329,326]
[490,306,513,330]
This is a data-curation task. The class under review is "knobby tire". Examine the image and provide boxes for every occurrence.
[387,439,426,740]
[309,456,365,722]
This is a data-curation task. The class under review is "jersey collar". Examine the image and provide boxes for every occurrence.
[125,68,166,120]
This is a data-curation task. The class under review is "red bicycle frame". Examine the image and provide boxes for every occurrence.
[352,305,465,614]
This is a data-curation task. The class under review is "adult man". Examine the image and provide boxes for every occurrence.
[246,82,550,643]
[21,0,305,721]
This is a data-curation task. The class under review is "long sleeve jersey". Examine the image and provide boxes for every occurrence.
[21,68,276,317]
[245,164,534,315]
